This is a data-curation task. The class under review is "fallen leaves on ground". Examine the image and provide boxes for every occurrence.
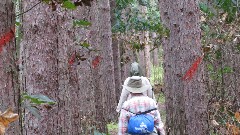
[235,112,240,123]
[226,122,240,135]
[0,108,19,135]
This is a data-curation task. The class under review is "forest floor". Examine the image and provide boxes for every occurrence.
[108,92,166,135]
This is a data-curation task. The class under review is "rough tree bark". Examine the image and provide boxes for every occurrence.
[20,1,96,134]
[138,50,146,76]
[152,32,159,67]
[120,40,135,82]
[112,37,122,102]
[153,49,159,66]
[140,6,151,78]
[143,31,151,78]
[90,0,117,132]
[19,0,127,134]
[159,0,208,135]
[20,1,60,134]
[0,0,20,134]
[110,0,122,103]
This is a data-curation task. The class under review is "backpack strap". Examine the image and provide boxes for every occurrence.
[122,108,157,115]
[122,108,136,114]
[137,108,157,115]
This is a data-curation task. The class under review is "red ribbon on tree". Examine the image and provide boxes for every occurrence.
[0,28,15,52]
[68,53,76,65]
[92,56,102,69]
[182,55,204,81]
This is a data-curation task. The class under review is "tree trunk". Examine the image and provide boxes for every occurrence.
[144,31,151,78]
[140,6,151,78]
[112,37,122,102]
[110,0,122,103]
[20,1,97,134]
[152,30,159,68]
[99,3,117,114]
[138,50,146,76]
[87,0,117,132]
[120,40,134,82]
[20,1,60,134]
[159,0,208,135]
[0,0,20,134]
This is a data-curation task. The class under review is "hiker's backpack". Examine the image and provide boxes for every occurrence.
[127,108,157,135]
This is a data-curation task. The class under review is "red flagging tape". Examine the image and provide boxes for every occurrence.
[92,56,102,69]
[0,29,15,52]
[182,56,203,81]
[68,53,76,65]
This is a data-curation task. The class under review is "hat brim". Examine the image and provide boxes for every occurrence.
[123,85,150,93]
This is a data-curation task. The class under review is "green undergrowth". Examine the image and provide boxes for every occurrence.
[107,122,118,131]
[150,65,164,85]
[107,122,118,135]
[156,92,166,124]
[156,92,165,104]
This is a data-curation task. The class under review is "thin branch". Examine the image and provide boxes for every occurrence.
[149,46,158,52]
[16,1,42,17]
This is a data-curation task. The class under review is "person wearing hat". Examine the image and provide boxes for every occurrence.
[118,76,165,135]
[116,62,156,113]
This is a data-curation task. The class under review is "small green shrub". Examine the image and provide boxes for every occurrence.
[150,65,164,85]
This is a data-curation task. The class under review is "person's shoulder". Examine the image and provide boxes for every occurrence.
[140,76,152,89]
[140,76,148,80]
[122,99,131,109]
[144,96,155,101]
[140,76,151,83]
[133,96,154,102]
[122,96,156,109]
[143,96,157,104]
[124,96,146,104]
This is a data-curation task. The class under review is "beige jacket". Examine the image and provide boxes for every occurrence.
[116,76,156,112]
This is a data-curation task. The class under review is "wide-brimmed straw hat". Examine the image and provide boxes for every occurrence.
[123,76,150,93]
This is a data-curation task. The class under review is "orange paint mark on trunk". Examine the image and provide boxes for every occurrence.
[92,56,102,69]
[182,56,203,81]
[68,53,76,65]
[0,29,15,52]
